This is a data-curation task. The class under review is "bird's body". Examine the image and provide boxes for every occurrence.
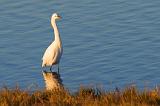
[42,41,62,67]
[42,13,62,73]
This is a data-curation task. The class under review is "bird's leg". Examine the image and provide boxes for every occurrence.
[58,64,60,75]
[50,66,52,72]
[42,67,46,72]
[42,66,44,71]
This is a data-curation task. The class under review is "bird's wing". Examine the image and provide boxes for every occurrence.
[42,42,56,61]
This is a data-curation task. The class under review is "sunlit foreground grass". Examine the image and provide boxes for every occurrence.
[0,86,160,106]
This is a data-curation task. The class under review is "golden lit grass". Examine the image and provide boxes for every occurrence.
[0,86,160,106]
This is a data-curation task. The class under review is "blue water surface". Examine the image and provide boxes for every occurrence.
[0,0,160,91]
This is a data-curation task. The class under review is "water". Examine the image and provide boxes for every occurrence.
[1,0,160,91]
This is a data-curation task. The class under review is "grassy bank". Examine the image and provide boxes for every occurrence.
[0,86,160,106]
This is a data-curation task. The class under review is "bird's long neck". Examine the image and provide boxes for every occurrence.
[51,20,62,45]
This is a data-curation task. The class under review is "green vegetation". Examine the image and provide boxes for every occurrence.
[0,86,160,106]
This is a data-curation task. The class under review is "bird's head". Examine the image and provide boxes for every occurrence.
[51,13,61,21]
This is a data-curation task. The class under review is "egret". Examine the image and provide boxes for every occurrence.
[42,13,63,74]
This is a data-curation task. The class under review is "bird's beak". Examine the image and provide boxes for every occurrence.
[57,15,62,19]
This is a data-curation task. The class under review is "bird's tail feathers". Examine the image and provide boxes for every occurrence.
[42,61,45,67]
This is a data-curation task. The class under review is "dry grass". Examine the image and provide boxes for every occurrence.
[0,85,160,106]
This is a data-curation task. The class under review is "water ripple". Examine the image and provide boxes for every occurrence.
[1,0,160,90]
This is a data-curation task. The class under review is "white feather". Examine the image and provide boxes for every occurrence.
[42,13,62,69]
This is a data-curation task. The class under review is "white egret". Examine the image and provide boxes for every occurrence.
[42,13,63,74]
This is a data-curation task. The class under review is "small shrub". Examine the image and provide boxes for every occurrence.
[0,86,160,106]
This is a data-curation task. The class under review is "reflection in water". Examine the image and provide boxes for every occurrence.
[42,71,63,90]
